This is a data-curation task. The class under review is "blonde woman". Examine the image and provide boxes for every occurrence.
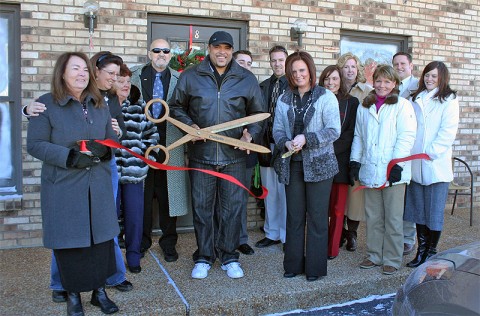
[350,65,416,275]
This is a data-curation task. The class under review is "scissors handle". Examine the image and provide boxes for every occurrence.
[145,98,169,123]
[144,145,170,166]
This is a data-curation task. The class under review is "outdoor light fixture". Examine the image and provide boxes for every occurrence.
[83,0,99,35]
[290,18,308,47]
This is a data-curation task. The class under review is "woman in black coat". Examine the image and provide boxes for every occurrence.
[319,65,359,259]
[27,52,120,315]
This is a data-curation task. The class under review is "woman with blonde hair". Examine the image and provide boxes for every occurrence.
[350,64,416,275]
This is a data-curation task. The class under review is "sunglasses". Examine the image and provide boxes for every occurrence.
[151,48,171,54]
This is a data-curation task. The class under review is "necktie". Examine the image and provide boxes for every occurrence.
[152,72,164,118]
[270,78,280,112]
[268,78,280,137]
[399,82,405,96]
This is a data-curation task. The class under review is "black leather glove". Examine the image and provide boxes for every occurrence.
[67,149,96,168]
[388,164,403,187]
[85,140,111,161]
[349,161,361,186]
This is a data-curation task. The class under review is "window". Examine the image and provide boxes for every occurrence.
[0,4,22,200]
[340,30,409,85]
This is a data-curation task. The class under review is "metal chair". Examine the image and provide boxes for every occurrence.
[449,157,474,226]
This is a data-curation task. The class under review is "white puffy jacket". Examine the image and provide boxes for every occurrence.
[410,89,459,185]
[351,96,417,188]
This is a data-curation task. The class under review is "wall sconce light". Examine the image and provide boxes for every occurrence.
[290,18,308,47]
[83,0,99,35]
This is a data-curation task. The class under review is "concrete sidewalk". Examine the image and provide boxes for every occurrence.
[1,208,478,316]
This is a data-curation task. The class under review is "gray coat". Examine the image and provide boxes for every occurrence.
[272,85,341,185]
[27,93,120,249]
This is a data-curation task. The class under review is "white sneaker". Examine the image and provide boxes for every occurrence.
[191,263,211,279]
[221,262,244,279]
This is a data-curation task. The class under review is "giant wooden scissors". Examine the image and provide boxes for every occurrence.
[144,98,271,165]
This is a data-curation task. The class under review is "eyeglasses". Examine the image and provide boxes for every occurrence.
[101,69,118,78]
[151,48,171,54]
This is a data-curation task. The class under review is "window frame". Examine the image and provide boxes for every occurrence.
[340,30,409,65]
[0,4,22,200]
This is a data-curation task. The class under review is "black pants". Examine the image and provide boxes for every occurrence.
[283,161,332,277]
[142,168,178,250]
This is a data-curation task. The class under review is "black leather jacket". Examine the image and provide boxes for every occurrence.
[170,56,265,165]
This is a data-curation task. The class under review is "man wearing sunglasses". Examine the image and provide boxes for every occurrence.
[131,39,190,264]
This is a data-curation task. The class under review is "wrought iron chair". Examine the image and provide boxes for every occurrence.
[449,157,474,226]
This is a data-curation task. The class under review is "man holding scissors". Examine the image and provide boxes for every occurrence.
[170,31,265,279]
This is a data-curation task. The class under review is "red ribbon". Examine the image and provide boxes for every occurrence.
[353,153,430,192]
[96,139,268,199]
[189,25,193,51]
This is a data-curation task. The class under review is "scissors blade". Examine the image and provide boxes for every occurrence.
[206,113,271,133]
[281,150,297,158]
[194,129,271,153]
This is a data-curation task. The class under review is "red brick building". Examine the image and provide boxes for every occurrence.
[0,0,478,248]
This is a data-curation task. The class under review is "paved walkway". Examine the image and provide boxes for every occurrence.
[1,208,478,316]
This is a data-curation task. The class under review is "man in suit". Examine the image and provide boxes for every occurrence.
[393,52,419,99]
[255,45,289,249]
[131,38,186,262]
[392,51,419,256]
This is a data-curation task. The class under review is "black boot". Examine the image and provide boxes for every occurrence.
[346,230,357,251]
[407,224,429,268]
[424,229,442,262]
[339,228,347,247]
[67,292,84,316]
[91,287,119,314]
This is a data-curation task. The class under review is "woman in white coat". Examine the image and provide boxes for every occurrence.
[350,65,416,275]
[404,61,459,268]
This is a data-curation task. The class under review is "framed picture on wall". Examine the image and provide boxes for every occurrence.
[340,30,409,84]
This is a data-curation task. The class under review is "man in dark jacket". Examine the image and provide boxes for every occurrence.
[170,31,264,279]
[255,45,289,249]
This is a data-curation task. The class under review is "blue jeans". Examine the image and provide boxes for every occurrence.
[189,160,247,265]
[118,182,144,267]
[50,158,126,290]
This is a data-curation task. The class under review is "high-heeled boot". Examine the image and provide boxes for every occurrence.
[67,292,84,316]
[345,218,359,251]
[407,224,429,268]
[91,287,119,314]
[424,229,442,262]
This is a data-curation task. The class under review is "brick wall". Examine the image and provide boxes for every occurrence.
[1,0,478,248]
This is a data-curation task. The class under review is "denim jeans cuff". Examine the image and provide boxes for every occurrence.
[221,258,239,265]
[194,258,213,265]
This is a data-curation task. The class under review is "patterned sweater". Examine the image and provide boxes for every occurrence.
[272,85,341,185]
[115,99,159,184]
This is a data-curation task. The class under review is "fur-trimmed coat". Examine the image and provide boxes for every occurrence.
[272,85,340,185]
[115,99,159,184]
[350,91,417,188]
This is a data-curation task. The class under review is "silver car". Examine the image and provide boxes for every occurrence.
[393,241,480,315]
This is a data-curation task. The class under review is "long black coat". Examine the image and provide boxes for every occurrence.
[27,93,120,249]
[333,95,359,184]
